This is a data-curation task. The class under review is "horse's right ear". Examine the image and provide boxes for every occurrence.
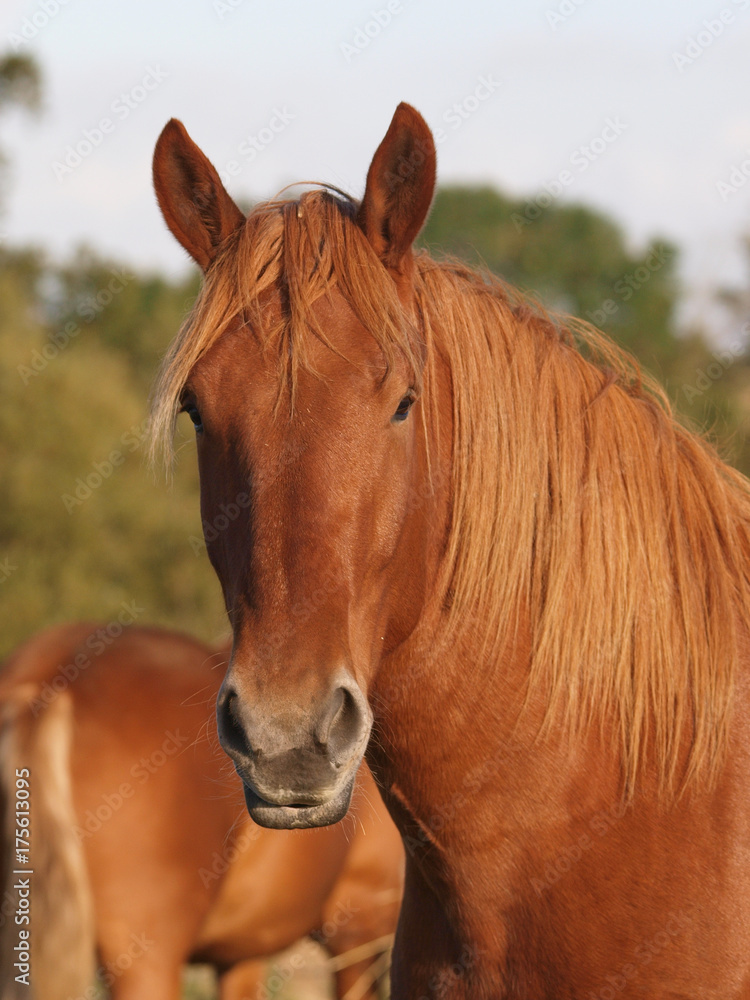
[152,119,245,272]
[358,103,436,275]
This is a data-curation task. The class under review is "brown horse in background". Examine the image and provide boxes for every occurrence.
[150,102,750,998]
[0,623,403,1000]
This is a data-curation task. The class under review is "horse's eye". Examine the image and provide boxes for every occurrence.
[183,403,203,433]
[392,393,415,423]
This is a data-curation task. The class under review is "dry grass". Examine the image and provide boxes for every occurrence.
[182,938,335,1000]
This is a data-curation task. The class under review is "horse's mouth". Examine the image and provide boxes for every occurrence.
[242,776,355,829]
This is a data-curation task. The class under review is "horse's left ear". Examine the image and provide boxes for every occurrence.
[358,103,436,274]
[152,118,245,272]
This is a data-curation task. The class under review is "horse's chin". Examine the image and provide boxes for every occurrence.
[242,776,355,829]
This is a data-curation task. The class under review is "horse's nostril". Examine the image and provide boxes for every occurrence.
[218,674,370,776]
[217,685,255,757]
[317,684,367,765]
[314,687,345,749]
[226,688,240,722]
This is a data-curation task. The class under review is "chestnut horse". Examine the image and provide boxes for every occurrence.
[0,623,403,1000]
[150,103,750,997]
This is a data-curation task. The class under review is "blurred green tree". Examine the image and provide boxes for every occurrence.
[419,184,750,473]
[677,235,750,473]
[2,164,750,656]
[0,53,41,203]
[49,247,200,390]
[0,53,41,114]
[0,252,228,654]
[419,185,678,374]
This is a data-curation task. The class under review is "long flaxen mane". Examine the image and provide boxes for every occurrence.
[151,188,750,796]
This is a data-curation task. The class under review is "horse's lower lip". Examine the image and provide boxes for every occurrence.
[242,778,354,829]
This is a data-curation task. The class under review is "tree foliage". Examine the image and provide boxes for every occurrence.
[0,54,41,116]
[1,182,749,655]
[420,185,750,470]
[420,185,678,371]
[0,246,227,653]
[0,53,41,200]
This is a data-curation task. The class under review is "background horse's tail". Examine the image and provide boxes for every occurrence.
[0,626,96,1000]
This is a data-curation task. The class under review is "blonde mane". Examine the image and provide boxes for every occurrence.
[151,189,750,796]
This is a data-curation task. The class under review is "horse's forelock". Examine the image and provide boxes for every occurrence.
[148,189,421,466]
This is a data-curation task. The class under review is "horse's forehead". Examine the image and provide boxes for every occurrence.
[302,292,386,364]
[190,289,387,393]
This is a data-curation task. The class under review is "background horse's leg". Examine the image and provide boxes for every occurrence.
[321,864,400,1000]
[103,951,183,1000]
[218,957,268,1000]
[320,767,403,1000]
[331,944,391,1000]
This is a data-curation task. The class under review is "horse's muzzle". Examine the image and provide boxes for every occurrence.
[242,776,357,829]
[216,671,372,828]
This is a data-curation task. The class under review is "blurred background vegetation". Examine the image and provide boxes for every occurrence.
[2,54,749,656]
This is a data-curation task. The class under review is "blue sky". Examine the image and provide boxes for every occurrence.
[1,0,749,336]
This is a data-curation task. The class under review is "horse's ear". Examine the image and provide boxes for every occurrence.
[152,119,245,272]
[358,103,436,274]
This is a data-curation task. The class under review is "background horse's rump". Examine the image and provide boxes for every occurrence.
[0,624,402,999]
[1,626,97,1000]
